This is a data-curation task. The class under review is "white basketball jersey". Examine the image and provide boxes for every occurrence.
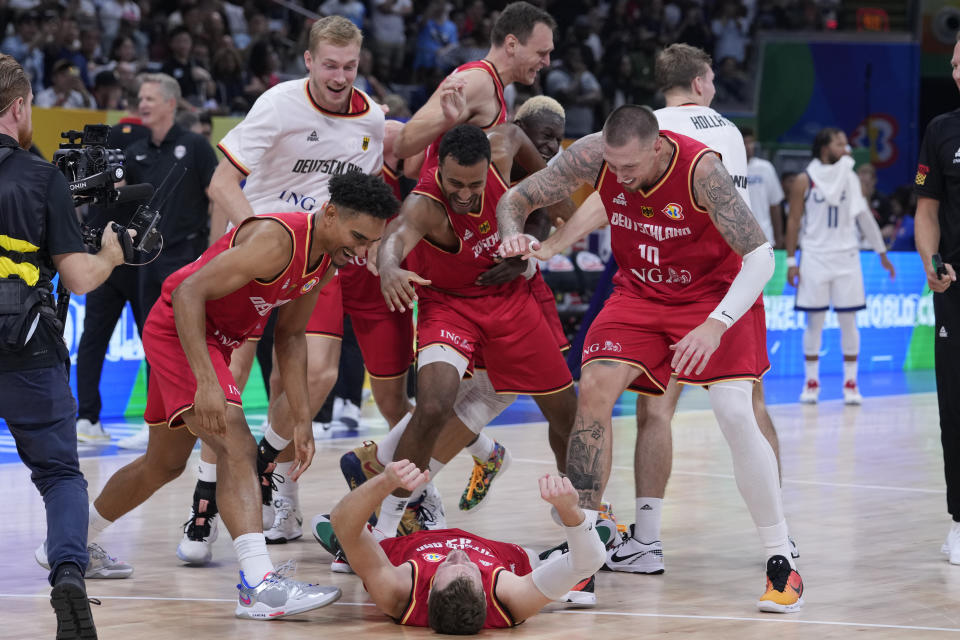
[799,157,868,253]
[747,156,784,244]
[654,104,751,210]
[218,79,384,215]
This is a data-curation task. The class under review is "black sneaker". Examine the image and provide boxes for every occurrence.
[50,564,99,639]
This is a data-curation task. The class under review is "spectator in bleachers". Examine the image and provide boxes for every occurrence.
[355,48,389,102]
[211,47,248,114]
[92,69,123,109]
[371,0,412,76]
[320,0,367,29]
[161,26,213,108]
[668,4,713,53]
[601,50,658,111]
[33,58,94,108]
[244,39,281,103]
[713,55,750,106]
[546,45,601,138]
[712,0,751,66]
[857,163,898,247]
[1,11,45,90]
[413,0,458,77]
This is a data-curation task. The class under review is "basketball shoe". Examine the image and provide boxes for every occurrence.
[842,380,863,405]
[799,379,820,404]
[176,499,219,565]
[603,525,664,574]
[265,496,303,544]
[941,521,960,565]
[459,441,511,513]
[340,441,384,490]
[757,555,804,613]
[260,461,281,529]
[50,563,99,639]
[235,563,341,619]
[413,483,447,530]
[560,575,596,608]
[36,541,134,579]
[76,419,110,443]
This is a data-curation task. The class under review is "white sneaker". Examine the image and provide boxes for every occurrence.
[312,421,332,437]
[789,536,800,559]
[235,563,341,619]
[942,522,960,565]
[799,379,820,404]
[176,505,219,565]
[331,550,354,574]
[338,400,361,429]
[843,380,863,405]
[265,496,303,544]
[36,540,134,578]
[116,426,150,449]
[76,419,110,443]
[604,525,665,574]
[262,502,275,531]
[413,482,447,530]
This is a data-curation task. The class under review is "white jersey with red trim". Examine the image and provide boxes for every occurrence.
[654,104,751,210]
[217,79,384,215]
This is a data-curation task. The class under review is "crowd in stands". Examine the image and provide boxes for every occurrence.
[0,0,916,245]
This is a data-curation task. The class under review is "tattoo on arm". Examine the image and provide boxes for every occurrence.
[693,154,768,256]
[565,414,607,509]
[498,133,604,237]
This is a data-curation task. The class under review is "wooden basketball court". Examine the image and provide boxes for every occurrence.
[4,390,959,638]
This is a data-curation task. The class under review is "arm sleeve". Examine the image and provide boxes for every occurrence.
[531,510,606,600]
[217,91,282,176]
[914,120,943,200]
[45,169,87,256]
[708,242,775,328]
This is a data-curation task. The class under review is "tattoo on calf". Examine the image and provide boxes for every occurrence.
[693,154,767,256]
[566,415,607,507]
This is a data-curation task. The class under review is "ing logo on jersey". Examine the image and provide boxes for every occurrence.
[662,203,684,220]
[301,278,320,294]
[362,136,370,151]
[422,553,445,563]
[641,206,654,218]
[479,221,491,234]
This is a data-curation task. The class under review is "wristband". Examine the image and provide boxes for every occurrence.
[786,255,797,268]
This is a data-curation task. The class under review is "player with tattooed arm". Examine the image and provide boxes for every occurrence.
[497,105,804,613]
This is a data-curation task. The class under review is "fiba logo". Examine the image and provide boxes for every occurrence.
[661,203,684,220]
[422,552,445,563]
[301,278,320,294]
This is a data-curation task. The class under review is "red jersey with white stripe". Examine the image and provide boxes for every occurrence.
[156,212,331,349]
[337,164,404,312]
[378,528,532,629]
[408,164,517,298]
[415,59,507,191]
[595,131,741,304]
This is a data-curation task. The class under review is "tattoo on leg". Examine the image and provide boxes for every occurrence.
[566,416,607,507]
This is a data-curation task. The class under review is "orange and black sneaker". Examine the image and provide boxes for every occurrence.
[757,555,804,613]
[560,574,596,608]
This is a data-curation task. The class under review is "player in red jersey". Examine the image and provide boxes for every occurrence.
[497,105,804,613]
[370,124,575,540]
[324,459,605,634]
[82,173,399,619]
[393,1,555,172]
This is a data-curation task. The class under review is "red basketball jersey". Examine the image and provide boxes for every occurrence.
[378,528,532,629]
[408,164,518,297]
[595,131,742,304]
[337,164,403,312]
[157,212,331,348]
[416,59,507,190]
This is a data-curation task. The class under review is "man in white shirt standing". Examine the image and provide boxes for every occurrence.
[742,126,785,248]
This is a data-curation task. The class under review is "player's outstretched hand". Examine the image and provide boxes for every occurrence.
[670,318,726,376]
[539,474,582,522]
[384,460,430,493]
[290,420,315,482]
[380,267,431,312]
[439,74,467,124]
[498,233,541,259]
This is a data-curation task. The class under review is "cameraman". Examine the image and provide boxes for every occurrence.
[0,54,126,638]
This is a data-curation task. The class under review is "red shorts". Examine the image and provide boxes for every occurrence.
[248,273,343,341]
[349,307,415,378]
[142,303,243,429]
[417,282,572,395]
[530,270,568,350]
[582,289,769,394]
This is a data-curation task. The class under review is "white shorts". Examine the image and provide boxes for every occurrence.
[795,249,865,312]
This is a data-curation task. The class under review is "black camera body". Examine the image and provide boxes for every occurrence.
[55,124,162,262]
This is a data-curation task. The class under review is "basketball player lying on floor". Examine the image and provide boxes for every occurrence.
[323,460,605,634]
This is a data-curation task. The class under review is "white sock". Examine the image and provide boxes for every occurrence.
[273,461,299,506]
[263,424,291,451]
[634,498,663,543]
[197,459,217,483]
[843,359,858,383]
[803,358,819,382]
[757,520,795,569]
[234,532,274,584]
[88,503,112,543]
[466,432,495,460]
[377,494,409,538]
[376,412,412,466]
